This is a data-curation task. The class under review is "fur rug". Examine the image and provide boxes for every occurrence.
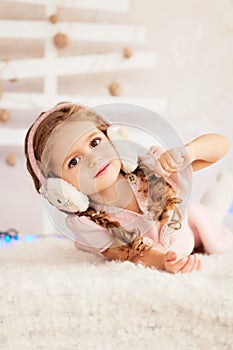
[0,237,233,350]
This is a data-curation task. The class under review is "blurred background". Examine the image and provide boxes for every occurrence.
[0,0,232,237]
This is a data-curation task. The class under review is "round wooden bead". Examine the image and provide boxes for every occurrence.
[49,13,59,24]
[123,47,133,58]
[6,153,16,166]
[108,81,122,96]
[0,109,11,123]
[53,33,69,49]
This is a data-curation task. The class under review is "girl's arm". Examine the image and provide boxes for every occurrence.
[102,246,166,270]
[185,133,230,172]
[102,246,202,273]
[158,133,230,175]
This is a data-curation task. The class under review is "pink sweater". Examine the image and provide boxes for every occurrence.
[66,147,233,257]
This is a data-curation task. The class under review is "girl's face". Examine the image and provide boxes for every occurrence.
[44,119,122,196]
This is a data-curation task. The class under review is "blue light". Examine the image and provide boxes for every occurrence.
[229,202,233,214]
[5,235,11,243]
[26,235,34,242]
[13,235,19,240]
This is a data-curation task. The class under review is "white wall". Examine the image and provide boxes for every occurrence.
[131,0,233,213]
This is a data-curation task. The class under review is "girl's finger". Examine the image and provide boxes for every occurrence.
[170,148,184,165]
[165,251,177,262]
[197,258,202,271]
[190,254,200,271]
[162,153,178,169]
[167,256,188,273]
[179,255,197,273]
[157,161,174,176]
[160,161,177,175]
[181,255,195,273]
[193,254,202,271]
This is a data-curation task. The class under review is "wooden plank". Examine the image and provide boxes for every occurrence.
[0,128,27,146]
[0,93,72,110]
[1,52,156,79]
[6,0,130,12]
[0,93,167,113]
[0,20,146,42]
[0,93,167,146]
[88,98,167,114]
[43,3,58,96]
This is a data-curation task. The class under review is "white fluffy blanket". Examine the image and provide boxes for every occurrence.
[0,237,233,350]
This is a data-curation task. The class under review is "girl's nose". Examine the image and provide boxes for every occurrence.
[88,151,102,168]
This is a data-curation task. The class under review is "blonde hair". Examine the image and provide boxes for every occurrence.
[25,103,182,259]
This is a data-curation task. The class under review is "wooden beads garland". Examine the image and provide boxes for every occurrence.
[0,109,11,123]
[53,32,70,49]
[49,13,59,24]
[123,47,133,58]
[6,153,16,167]
[108,81,122,96]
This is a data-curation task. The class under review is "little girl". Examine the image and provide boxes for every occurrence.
[24,102,233,274]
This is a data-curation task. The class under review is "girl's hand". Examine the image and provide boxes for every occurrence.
[158,146,192,175]
[164,250,202,274]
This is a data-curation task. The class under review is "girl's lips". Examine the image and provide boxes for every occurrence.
[95,163,110,177]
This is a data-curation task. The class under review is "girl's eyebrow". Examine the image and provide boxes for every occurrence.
[62,130,102,166]
[86,130,102,142]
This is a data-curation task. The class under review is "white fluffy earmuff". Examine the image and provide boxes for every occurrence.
[107,125,138,173]
[39,178,89,213]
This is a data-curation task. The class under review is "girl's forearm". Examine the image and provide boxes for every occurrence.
[103,246,166,270]
[185,133,230,164]
[131,248,165,270]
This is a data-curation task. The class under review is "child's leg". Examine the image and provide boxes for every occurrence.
[200,170,233,223]
[188,202,233,254]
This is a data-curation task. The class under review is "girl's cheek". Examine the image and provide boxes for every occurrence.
[62,168,78,186]
[105,145,119,161]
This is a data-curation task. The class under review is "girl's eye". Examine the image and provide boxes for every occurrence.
[90,137,101,148]
[68,157,81,169]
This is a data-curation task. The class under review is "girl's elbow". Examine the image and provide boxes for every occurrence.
[221,135,230,156]
[213,133,231,158]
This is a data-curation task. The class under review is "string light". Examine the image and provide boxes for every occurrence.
[0,228,18,241]
[0,228,65,248]
[229,202,233,214]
